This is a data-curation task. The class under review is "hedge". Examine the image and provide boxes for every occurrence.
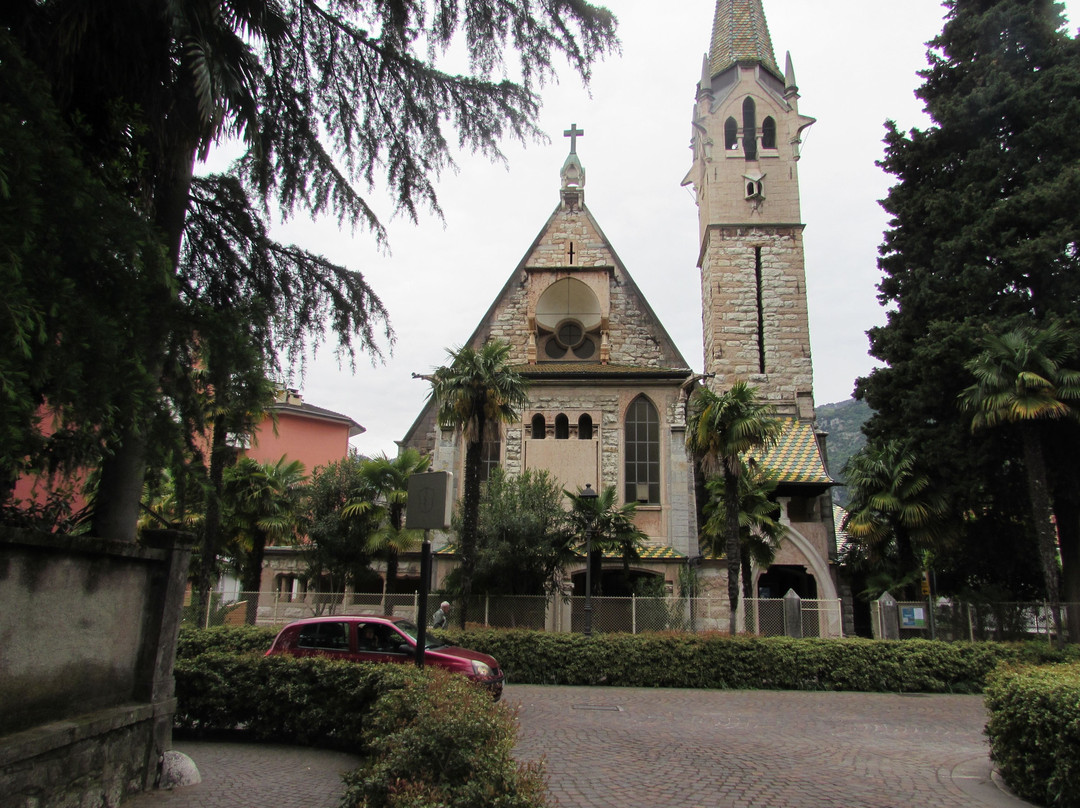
[985,662,1080,807]
[438,629,1080,693]
[173,652,547,807]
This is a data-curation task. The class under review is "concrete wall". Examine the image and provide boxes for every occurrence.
[0,528,191,808]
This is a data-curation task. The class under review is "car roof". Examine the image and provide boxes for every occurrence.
[284,614,409,626]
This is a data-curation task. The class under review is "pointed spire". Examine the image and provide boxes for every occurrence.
[698,53,713,98]
[708,0,781,80]
[784,51,799,98]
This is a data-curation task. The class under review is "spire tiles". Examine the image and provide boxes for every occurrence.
[708,0,781,80]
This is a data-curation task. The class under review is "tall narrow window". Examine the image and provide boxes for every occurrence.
[742,97,757,160]
[531,414,546,439]
[761,116,776,149]
[724,117,739,150]
[578,414,593,440]
[480,438,500,483]
[555,413,569,440]
[625,397,660,505]
[755,247,766,373]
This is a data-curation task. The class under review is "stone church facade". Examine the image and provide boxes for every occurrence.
[402,0,838,617]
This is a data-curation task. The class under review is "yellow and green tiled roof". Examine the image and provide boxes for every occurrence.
[436,543,685,560]
[710,0,780,79]
[747,418,833,485]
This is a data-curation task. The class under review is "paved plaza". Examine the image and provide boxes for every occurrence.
[121,685,1033,808]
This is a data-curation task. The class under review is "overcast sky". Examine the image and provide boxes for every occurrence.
[249,0,1080,457]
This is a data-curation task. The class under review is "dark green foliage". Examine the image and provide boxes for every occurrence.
[439,628,1079,693]
[341,669,547,808]
[176,624,278,657]
[857,0,1080,601]
[468,467,575,597]
[306,456,379,591]
[986,663,1080,806]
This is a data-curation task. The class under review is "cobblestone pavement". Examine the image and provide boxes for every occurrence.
[509,685,1034,808]
[122,685,1033,808]
[120,741,359,808]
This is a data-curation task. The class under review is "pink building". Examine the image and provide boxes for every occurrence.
[243,388,364,470]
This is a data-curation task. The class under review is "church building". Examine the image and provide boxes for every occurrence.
[402,0,838,621]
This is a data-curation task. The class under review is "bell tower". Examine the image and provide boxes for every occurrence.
[685,0,817,418]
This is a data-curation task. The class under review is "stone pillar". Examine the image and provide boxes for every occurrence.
[783,589,803,638]
[876,592,900,640]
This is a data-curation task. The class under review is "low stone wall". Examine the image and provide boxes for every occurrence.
[0,528,191,808]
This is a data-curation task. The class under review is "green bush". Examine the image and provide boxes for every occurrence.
[440,629,1079,693]
[985,662,1080,807]
[176,624,278,657]
[341,668,547,808]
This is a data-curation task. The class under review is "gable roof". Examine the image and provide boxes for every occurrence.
[747,418,833,486]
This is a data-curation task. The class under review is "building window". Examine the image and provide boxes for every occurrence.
[625,396,660,504]
[724,116,739,150]
[578,413,593,440]
[480,438,500,483]
[762,116,776,149]
[555,413,570,440]
[531,414,546,439]
[742,97,757,160]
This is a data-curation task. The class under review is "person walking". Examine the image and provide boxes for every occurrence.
[432,601,451,628]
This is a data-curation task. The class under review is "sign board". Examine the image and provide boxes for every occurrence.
[405,471,453,530]
[900,606,927,629]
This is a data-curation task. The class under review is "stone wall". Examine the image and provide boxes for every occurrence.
[0,528,191,808]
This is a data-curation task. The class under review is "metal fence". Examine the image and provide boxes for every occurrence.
[870,598,1079,643]
[185,589,843,637]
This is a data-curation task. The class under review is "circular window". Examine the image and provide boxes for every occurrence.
[545,340,568,359]
[555,320,585,349]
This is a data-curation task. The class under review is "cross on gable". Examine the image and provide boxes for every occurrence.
[564,123,584,154]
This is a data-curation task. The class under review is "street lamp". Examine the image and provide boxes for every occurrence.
[579,483,599,637]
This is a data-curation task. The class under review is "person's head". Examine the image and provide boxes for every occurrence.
[440,601,450,614]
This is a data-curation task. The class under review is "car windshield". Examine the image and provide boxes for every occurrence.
[393,620,447,649]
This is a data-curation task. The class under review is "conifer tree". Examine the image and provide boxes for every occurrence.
[857,0,1080,604]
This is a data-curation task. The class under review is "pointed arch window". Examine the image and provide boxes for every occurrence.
[724,117,739,151]
[531,414,546,439]
[742,97,757,160]
[762,116,777,150]
[625,397,660,504]
[578,414,593,440]
[555,413,570,440]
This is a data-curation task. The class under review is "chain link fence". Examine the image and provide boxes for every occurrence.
[870,599,1078,643]
[185,589,843,636]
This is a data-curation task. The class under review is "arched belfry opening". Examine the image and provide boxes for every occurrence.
[535,278,603,362]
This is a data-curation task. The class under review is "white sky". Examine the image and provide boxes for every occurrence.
[252,0,1080,457]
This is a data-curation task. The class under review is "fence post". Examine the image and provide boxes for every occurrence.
[783,589,803,639]
[484,594,490,627]
[877,592,900,640]
[632,594,637,634]
[412,591,418,624]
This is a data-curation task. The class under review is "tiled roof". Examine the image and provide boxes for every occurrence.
[748,418,833,485]
[436,543,686,560]
[272,401,365,437]
[516,363,692,379]
[709,0,781,79]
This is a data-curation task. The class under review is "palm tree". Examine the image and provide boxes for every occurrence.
[566,485,648,596]
[222,455,308,624]
[960,322,1080,647]
[428,341,529,627]
[685,382,783,635]
[344,449,430,611]
[840,440,949,588]
[702,461,787,604]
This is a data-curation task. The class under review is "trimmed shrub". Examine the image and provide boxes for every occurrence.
[985,663,1080,807]
[341,668,547,808]
[442,629,1079,693]
[176,624,277,657]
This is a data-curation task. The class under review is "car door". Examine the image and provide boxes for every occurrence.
[294,621,353,660]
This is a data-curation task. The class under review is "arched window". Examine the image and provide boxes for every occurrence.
[625,397,660,504]
[762,116,776,149]
[724,116,739,150]
[480,437,500,483]
[578,413,593,440]
[555,413,570,440]
[742,97,757,160]
[531,414,546,439]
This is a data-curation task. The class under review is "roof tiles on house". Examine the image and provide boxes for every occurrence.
[748,417,833,485]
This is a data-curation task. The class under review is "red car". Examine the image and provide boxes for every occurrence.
[265,615,504,700]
